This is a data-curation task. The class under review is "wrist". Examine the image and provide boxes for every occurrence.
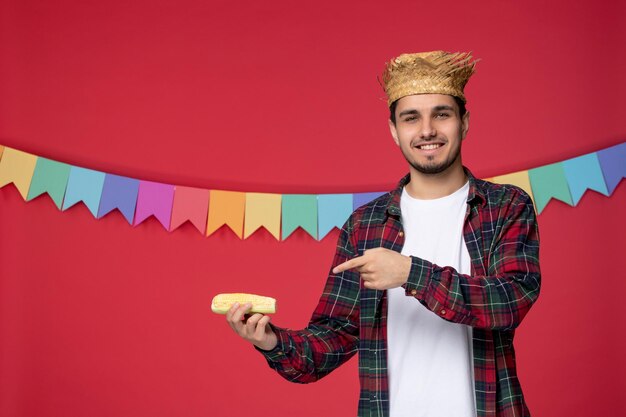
[402,255,412,284]
[254,332,278,352]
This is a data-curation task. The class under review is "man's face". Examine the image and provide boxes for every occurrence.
[389,94,469,175]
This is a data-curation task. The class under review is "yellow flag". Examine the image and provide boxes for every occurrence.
[489,170,535,204]
[244,193,281,240]
[0,147,38,199]
[206,190,246,238]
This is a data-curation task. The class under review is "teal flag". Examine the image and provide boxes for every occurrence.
[562,153,609,205]
[317,194,353,240]
[27,158,71,209]
[528,162,573,214]
[62,167,106,217]
[282,194,318,240]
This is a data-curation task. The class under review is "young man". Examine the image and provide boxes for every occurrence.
[225,51,541,417]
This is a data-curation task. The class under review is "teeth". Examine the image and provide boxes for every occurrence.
[419,144,442,150]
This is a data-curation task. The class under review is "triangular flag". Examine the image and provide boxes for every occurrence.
[282,194,318,240]
[318,194,353,240]
[170,186,210,233]
[528,162,573,214]
[206,190,245,238]
[353,192,386,210]
[97,174,140,224]
[134,181,175,229]
[597,142,626,195]
[562,153,609,205]
[27,158,71,209]
[489,170,535,204]
[244,193,281,240]
[62,167,106,217]
[0,147,38,199]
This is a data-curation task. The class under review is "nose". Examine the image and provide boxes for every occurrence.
[419,120,437,139]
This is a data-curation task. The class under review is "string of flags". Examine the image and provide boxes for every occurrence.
[0,142,624,241]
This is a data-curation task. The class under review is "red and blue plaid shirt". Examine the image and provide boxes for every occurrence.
[259,168,541,417]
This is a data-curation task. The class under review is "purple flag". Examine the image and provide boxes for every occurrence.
[98,174,140,224]
[597,142,626,195]
[353,192,386,211]
[134,180,175,229]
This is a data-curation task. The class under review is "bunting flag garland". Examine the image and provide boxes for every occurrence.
[318,194,353,240]
[62,167,106,217]
[562,153,609,205]
[98,174,140,224]
[0,142,624,240]
[597,142,626,195]
[170,186,210,233]
[282,194,318,240]
[244,193,282,240]
[528,163,574,213]
[27,158,71,209]
[133,181,175,228]
[0,148,38,199]
[206,190,245,238]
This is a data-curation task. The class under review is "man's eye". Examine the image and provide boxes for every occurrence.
[436,113,450,119]
[404,116,417,122]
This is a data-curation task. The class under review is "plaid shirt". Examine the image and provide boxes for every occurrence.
[259,168,541,417]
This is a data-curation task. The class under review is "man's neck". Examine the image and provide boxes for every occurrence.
[404,164,468,200]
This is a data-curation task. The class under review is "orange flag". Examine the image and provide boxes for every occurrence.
[206,190,246,238]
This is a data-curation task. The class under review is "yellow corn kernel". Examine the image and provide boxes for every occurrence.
[211,293,277,314]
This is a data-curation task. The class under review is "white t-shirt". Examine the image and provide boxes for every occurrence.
[387,181,476,417]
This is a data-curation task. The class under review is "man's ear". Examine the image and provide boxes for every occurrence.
[461,111,470,140]
[388,119,400,146]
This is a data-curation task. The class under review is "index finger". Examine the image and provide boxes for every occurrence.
[332,256,366,274]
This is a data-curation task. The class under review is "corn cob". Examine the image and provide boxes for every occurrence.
[211,293,277,314]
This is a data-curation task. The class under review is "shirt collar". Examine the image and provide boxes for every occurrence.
[385,167,485,218]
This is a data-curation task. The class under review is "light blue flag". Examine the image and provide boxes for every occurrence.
[317,194,353,240]
[528,162,573,214]
[62,166,106,217]
[353,192,386,211]
[562,153,609,205]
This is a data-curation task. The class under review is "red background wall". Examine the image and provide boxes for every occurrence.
[1,0,625,416]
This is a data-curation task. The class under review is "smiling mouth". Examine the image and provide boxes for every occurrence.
[415,143,444,150]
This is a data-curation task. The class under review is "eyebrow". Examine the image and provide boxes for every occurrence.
[433,105,455,112]
[398,109,419,118]
[398,105,455,118]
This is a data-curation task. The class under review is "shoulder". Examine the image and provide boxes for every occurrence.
[474,177,534,210]
[337,192,393,241]
[350,192,393,227]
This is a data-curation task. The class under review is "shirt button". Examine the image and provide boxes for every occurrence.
[440,310,446,315]
[398,231,404,237]
[410,289,417,296]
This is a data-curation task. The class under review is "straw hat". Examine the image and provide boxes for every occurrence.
[381,51,478,106]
